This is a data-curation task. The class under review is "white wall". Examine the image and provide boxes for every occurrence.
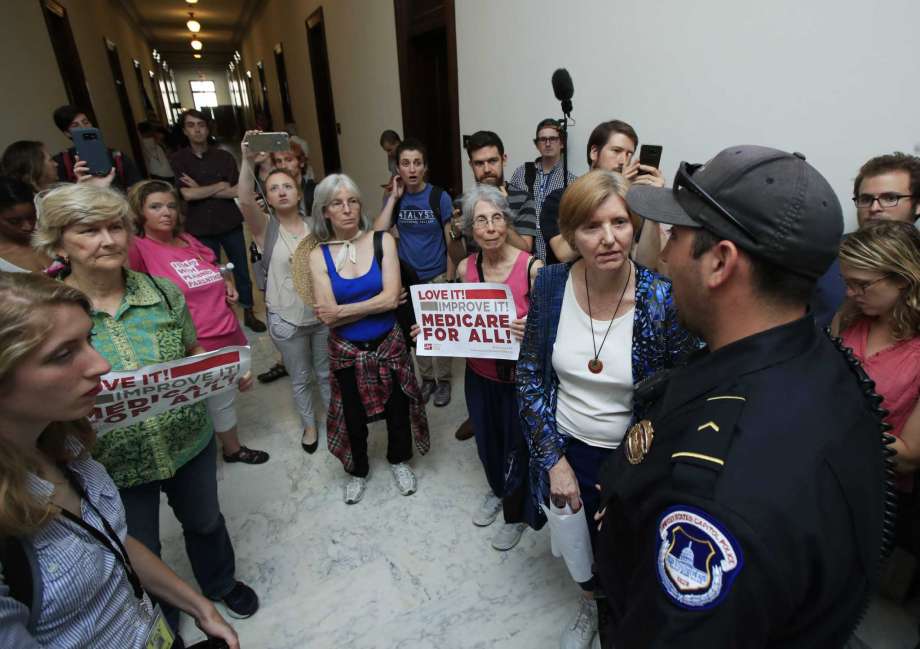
[456,0,920,231]
[240,0,402,203]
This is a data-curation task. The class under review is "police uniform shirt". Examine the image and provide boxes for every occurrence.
[595,316,887,648]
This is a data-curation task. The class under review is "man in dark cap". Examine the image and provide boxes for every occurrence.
[594,145,895,648]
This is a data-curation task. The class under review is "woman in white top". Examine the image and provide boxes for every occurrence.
[516,170,697,649]
[239,133,330,453]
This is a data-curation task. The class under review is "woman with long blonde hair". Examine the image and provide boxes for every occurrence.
[0,272,238,648]
[834,220,920,550]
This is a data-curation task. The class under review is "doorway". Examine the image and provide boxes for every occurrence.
[256,61,273,129]
[273,44,295,126]
[306,7,342,174]
[393,0,461,195]
[41,0,96,123]
[103,39,147,176]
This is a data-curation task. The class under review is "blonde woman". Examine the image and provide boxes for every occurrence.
[32,183,259,636]
[0,272,238,648]
[834,220,920,549]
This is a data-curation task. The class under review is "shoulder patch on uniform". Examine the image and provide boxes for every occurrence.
[656,505,743,610]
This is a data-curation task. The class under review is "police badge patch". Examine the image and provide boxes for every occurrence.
[656,506,743,610]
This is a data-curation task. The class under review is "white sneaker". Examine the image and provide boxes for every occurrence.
[491,522,527,551]
[472,494,503,527]
[560,597,598,649]
[390,463,417,496]
[344,476,367,504]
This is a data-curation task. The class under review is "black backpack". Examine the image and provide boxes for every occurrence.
[524,162,538,200]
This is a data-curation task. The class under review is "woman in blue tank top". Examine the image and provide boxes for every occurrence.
[302,174,430,505]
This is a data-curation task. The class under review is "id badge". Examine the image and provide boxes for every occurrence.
[144,605,175,649]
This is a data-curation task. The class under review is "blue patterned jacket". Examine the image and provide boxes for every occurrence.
[516,262,699,523]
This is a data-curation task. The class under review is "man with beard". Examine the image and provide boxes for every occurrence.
[594,145,890,648]
[447,130,537,264]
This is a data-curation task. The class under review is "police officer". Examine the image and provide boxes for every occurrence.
[594,145,895,647]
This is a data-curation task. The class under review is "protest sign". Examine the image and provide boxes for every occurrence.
[411,282,519,360]
[91,346,251,434]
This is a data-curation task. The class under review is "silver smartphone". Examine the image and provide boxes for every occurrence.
[245,132,290,153]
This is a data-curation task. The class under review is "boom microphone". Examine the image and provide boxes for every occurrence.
[551,68,574,115]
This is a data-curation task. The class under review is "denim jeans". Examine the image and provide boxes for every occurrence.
[198,226,255,308]
[118,435,237,633]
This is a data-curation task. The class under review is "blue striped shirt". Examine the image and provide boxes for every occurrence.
[0,439,156,648]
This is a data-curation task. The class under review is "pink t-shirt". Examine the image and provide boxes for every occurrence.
[842,318,920,490]
[128,233,247,351]
[464,250,532,382]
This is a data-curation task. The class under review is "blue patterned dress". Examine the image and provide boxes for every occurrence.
[515,262,700,527]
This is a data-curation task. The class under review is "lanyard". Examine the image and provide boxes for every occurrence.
[57,468,144,600]
[538,165,552,201]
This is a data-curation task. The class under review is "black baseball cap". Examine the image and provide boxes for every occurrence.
[626,145,843,279]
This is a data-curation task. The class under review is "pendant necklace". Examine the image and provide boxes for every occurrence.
[585,261,632,374]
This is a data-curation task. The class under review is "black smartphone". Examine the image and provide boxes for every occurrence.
[638,144,663,171]
[71,128,113,176]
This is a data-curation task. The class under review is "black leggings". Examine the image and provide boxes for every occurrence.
[335,364,413,478]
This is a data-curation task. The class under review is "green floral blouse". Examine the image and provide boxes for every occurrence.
[89,270,212,488]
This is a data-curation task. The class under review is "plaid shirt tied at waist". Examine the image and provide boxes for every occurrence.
[327,325,430,471]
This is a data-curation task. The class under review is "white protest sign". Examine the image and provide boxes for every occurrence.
[90,346,251,434]
[411,282,519,360]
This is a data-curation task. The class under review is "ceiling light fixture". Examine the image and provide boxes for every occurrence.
[191,39,203,51]
[185,0,198,4]
[187,13,201,33]
[193,53,202,59]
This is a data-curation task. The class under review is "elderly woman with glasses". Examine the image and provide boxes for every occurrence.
[32,183,259,637]
[516,170,698,649]
[302,174,429,505]
[452,185,543,551]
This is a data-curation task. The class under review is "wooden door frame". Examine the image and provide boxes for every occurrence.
[103,38,147,176]
[305,6,342,174]
[40,0,97,124]
[392,0,461,193]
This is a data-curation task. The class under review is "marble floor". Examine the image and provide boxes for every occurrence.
[156,327,919,649]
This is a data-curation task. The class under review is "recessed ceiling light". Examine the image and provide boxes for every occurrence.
[193,53,202,59]
[191,39,203,51]
[187,14,201,33]
[186,0,198,4]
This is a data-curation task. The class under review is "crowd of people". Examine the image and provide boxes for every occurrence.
[0,100,917,649]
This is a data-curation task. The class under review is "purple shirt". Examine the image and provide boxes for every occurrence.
[169,146,243,237]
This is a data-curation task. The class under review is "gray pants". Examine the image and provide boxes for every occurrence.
[268,313,331,430]
[415,272,453,382]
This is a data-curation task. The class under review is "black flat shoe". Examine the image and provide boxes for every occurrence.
[257,363,288,383]
[301,440,318,454]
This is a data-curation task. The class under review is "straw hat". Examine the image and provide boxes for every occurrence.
[292,233,321,306]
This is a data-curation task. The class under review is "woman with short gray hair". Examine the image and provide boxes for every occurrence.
[457,184,543,550]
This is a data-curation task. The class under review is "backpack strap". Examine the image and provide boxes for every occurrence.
[524,162,537,199]
[428,185,445,224]
[373,230,384,267]
[1,537,41,632]
[61,150,76,183]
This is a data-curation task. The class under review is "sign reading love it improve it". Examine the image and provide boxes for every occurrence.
[91,346,251,434]
[411,283,519,360]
